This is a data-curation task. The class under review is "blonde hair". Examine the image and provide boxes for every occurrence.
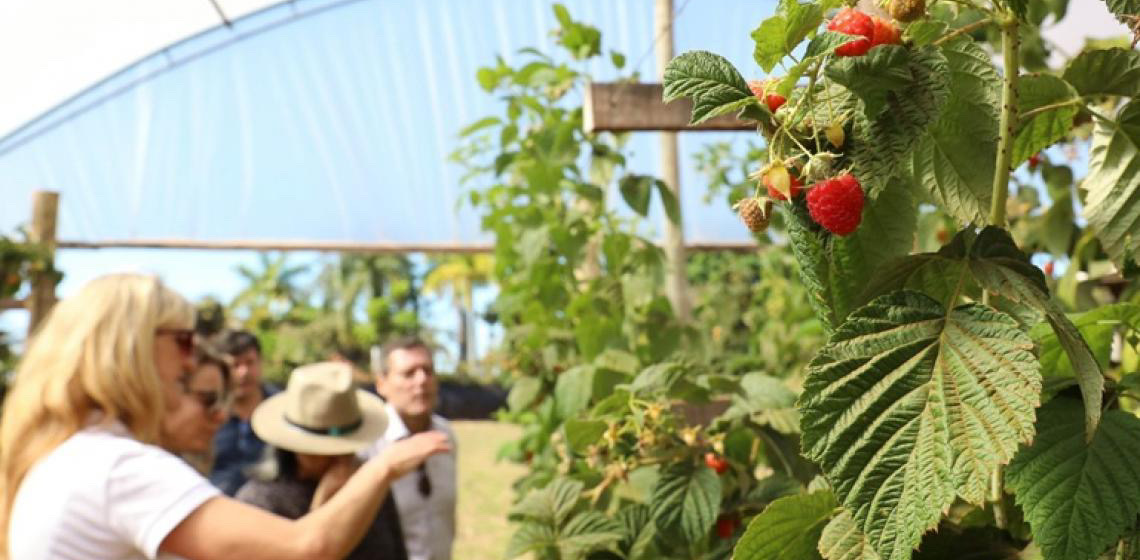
[0,274,193,554]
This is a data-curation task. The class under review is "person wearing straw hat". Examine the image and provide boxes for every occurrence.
[237,361,408,560]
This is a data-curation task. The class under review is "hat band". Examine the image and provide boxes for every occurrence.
[284,415,363,437]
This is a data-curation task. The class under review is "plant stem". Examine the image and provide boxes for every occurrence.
[991,465,1008,529]
[989,13,1020,228]
[932,17,994,47]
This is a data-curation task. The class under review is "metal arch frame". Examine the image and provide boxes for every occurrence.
[0,0,371,157]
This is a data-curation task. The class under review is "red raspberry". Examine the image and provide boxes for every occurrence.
[764,171,803,201]
[765,93,787,112]
[869,16,901,47]
[705,452,730,474]
[1028,152,1043,171]
[1044,261,1054,277]
[807,174,865,236]
[715,515,739,539]
[827,8,874,57]
[748,81,786,113]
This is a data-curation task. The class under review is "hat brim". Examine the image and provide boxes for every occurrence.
[250,389,388,455]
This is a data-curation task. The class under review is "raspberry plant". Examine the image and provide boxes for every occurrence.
[665,0,1140,558]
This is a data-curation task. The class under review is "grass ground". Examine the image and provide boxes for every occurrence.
[453,420,526,560]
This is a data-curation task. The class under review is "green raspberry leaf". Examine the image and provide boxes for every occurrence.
[1007,399,1140,560]
[1063,47,1140,97]
[663,51,753,124]
[734,491,837,560]
[651,463,722,551]
[1101,0,1140,29]
[826,45,914,117]
[753,0,825,73]
[849,45,950,198]
[799,290,1041,560]
[904,20,949,47]
[1083,100,1140,269]
[905,37,997,224]
[818,510,881,560]
[1012,74,1080,168]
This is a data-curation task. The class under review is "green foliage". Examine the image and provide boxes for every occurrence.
[663,51,756,125]
[733,491,836,560]
[849,45,950,199]
[1063,48,1140,98]
[818,511,880,560]
[506,478,625,559]
[1083,100,1140,269]
[1013,75,1079,168]
[651,463,723,552]
[1008,399,1140,560]
[751,0,826,73]
[799,290,1040,559]
[903,38,997,224]
[1032,302,1140,377]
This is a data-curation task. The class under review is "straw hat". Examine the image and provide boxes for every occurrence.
[251,361,388,455]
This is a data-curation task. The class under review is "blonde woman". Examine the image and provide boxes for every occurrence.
[0,274,450,560]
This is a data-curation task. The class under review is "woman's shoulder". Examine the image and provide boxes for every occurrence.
[235,477,313,519]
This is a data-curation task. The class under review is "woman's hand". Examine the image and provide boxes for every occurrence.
[310,455,359,509]
[375,431,452,480]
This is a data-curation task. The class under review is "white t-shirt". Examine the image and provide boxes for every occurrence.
[360,408,457,560]
[8,421,220,560]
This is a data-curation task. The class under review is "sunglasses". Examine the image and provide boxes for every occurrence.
[156,328,196,355]
[187,389,232,414]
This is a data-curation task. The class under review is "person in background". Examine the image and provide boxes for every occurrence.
[210,330,277,495]
[162,347,231,473]
[0,273,450,560]
[237,362,407,560]
[362,337,457,560]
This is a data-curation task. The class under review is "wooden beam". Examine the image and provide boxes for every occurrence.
[27,191,59,335]
[584,82,755,133]
[0,298,24,311]
[56,238,764,253]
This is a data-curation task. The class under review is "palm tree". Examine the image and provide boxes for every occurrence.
[228,252,309,330]
[422,254,494,371]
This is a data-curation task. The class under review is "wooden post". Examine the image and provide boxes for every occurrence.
[655,0,692,322]
[27,191,59,336]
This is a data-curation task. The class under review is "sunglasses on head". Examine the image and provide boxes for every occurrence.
[156,328,195,355]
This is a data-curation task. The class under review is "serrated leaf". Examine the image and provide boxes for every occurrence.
[787,209,838,334]
[1083,100,1140,268]
[753,15,791,73]
[558,511,625,558]
[651,463,722,550]
[799,290,1041,560]
[905,21,949,47]
[783,0,825,55]
[806,30,861,58]
[733,491,836,560]
[1102,0,1140,30]
[505,522,556,559]
[617,504,658,560]
[1013,75,1080,168]
[865,227,1104,439]
[850,45,950,198]
[826,46,914,117]
[1063,47,1140,97]
[905,38,996,224]
[1007,399,1140,560]
[510,478,585,527]
[629,361,687,396]
[664,51,753,124]
[819,510,882,560]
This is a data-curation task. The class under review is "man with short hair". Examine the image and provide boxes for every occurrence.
[362,336,457,560]
[209,330,277,495]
